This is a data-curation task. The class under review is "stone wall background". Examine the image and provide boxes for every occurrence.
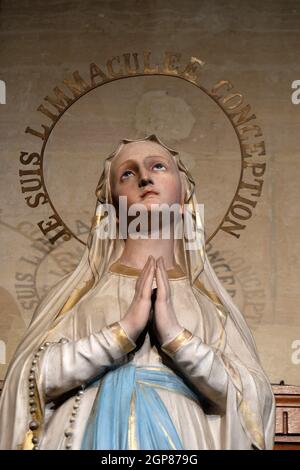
[0,0,300,384]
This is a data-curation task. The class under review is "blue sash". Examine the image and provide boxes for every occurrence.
[81,363,199,450]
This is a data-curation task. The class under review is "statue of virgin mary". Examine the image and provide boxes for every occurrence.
[0,134,275,450]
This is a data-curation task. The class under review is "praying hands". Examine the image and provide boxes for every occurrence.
[119,255,184,346]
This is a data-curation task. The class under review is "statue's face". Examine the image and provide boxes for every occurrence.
[110,140,184,213]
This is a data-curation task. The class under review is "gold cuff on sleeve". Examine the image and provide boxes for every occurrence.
[109,321,136,354]
[161,328,194,356]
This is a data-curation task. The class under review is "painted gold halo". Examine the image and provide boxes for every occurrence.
[19,50,266,245]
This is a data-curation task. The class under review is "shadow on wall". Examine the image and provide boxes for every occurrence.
[0,287,26,379]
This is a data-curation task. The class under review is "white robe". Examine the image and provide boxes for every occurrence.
[0,262,276,450]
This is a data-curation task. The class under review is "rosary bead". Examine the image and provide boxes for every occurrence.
[59,338,69,344]
[29,420,39,431]
[64,429,73,438]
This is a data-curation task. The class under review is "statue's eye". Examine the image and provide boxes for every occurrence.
[121,170,134,180]
[153,162,166,171]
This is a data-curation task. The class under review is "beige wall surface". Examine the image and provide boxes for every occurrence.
[0,0,299,385]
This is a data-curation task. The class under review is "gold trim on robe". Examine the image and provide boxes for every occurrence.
[161,328,194,356]
[108,259,187,279]
[109,321,136,354]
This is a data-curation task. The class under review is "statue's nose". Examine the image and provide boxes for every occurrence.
[138,176,153,188]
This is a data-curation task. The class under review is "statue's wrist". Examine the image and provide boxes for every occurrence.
[159,323,184,345]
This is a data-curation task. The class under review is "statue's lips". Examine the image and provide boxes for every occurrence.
[141,191,159,199]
